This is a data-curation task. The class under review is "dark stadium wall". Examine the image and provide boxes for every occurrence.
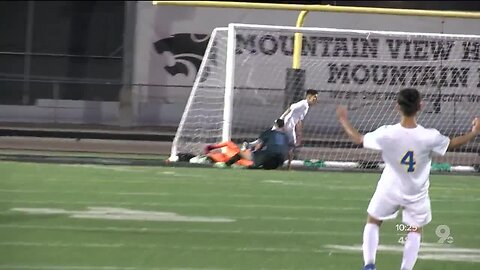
[0,1,124,105]
[0,1,479,127]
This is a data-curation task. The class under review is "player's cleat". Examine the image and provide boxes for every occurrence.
[363,263,376,270]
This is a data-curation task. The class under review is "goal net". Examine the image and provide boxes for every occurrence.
[170,23,480,171]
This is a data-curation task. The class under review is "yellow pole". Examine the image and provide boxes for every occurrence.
[292,10,308,69]
[152,1,480,19]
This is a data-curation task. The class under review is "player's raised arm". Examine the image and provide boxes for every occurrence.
[336,105,364,145]
[447,117,480,150]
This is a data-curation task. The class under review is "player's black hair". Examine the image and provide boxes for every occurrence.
[274,118,285,128]
[306,89,318,96]
[397,88,421,117]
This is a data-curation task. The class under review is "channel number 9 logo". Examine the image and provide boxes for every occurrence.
[436,225,454,244]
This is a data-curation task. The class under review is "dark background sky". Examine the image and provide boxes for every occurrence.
[226,1,480,11]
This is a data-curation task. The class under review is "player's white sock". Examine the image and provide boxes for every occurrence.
[249,139,260,145]
[363,223,379,266]
[400,232,421,270]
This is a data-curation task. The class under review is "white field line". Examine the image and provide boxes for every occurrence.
[0,224,360,237]
[5,178,374,189]
[0,188,477,202]
[3,241,479,257]
[2,175,373,186]
[0,211,360,223]
[233,216,479,226]
[2,224,480,240]
[0,265,231,270]
[326,244,480,254]
[2,242,480,264]
[325,244,480,263]
[9,207,234,223]
[0,262,330,270]
[266,181,480,192]
[419,253,480,263]
[0,241,326,254]
[2,175,372,190]
[1,199,478,215]
[4,176,480,193]
[58,165,147,172]
[0,211,477,226]
[0,211,358,223]
[0,189,171,196]
[0,200,359,211]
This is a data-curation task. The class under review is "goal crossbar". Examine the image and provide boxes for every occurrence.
[230,23,480,39]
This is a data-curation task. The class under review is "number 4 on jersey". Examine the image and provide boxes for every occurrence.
[401,151,416,172]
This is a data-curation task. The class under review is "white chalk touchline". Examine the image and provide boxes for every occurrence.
[326,244,480,254]
[9,207,235,223]
[1,210,476,226]
[0,265,330,270]
[4,241,480,255]
[2,199,478,214]
[6,176,480,193]
[0,189,476,202]
[2,176,378,188]
[0,200,360,211]
[325,244,480,263]
[0,189,170,196]
[0,265,230,270]
[0,241,325,254]
[3,224,480,240]
[262,180,480,192]
[0,224,359,237]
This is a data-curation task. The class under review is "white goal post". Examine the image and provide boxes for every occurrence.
[170,23,480,172]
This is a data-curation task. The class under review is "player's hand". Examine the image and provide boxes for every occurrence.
[336,105,348,121]
[204,145,214,154]
[472,117,480,135]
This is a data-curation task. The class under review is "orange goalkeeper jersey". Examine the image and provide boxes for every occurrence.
[207,141,253,167]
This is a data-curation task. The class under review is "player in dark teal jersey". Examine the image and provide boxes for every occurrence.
[250,119,290,170]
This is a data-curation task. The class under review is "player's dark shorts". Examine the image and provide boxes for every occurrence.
[252,150,285,170]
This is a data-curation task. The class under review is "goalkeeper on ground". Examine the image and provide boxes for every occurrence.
[205,119,289,170]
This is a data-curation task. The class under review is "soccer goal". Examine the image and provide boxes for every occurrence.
[170,23,480,172]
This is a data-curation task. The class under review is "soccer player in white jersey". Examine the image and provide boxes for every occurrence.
[336,88,479,270]
[245,89,318,169]
[278,89,318,169]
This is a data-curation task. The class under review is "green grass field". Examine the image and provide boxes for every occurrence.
[0,161,479,270]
